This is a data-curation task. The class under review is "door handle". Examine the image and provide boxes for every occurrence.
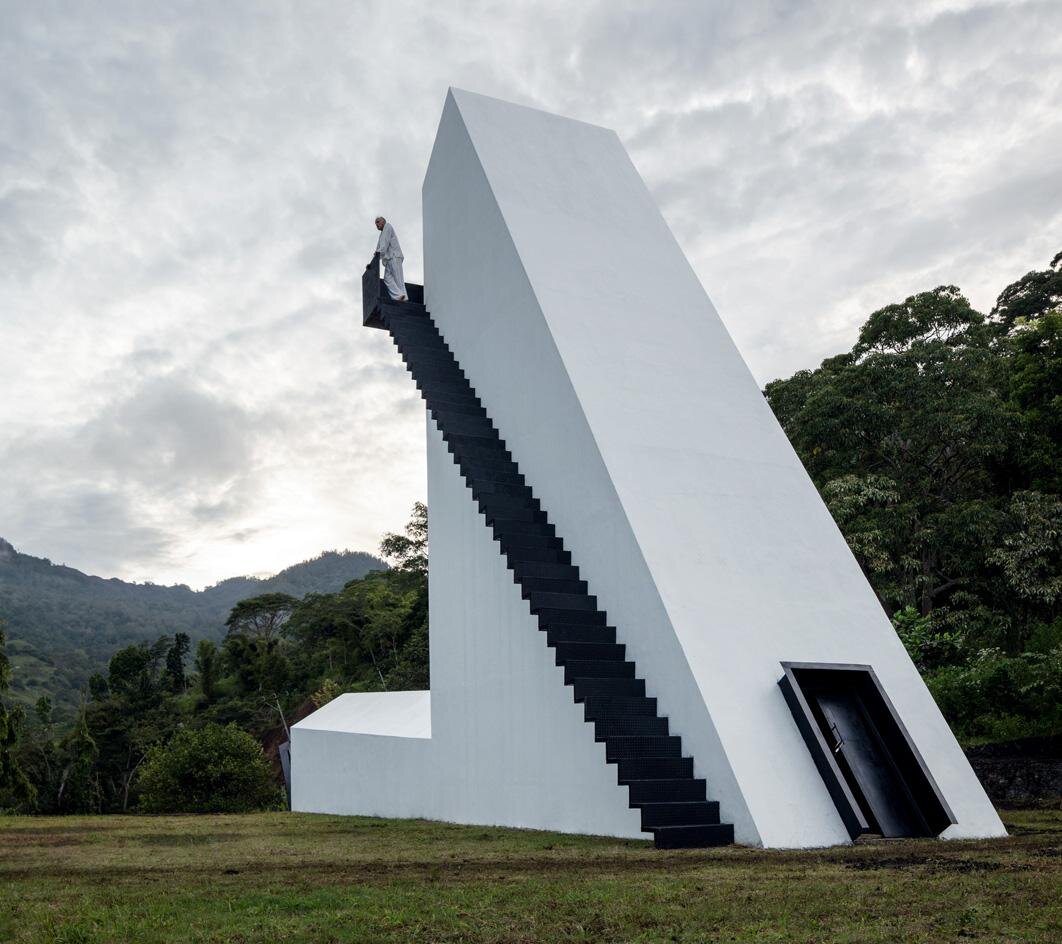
[829,722,845,754]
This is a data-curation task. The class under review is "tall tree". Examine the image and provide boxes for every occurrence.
[195,639,220,703]
[991,249,1062,329]
[0,624,35,808]
[164,633,191,693]
[225,594,298,640]
[380,502,428,575]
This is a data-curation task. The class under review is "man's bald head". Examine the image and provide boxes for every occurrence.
[375,216,385,230]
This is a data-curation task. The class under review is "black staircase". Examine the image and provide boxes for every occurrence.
[363,266,733,849]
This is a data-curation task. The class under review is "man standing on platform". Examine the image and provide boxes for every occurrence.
[374,216,406,302]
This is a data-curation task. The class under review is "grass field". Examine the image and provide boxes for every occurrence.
[1,810,1060,943]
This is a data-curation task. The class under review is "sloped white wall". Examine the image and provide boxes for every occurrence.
[423,88,1004,846]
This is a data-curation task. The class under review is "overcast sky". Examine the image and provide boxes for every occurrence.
[2,0,1060,589]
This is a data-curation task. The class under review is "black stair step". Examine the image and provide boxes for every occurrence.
[460,457,521,477]
[522,576,587,596]
[445,427,504,446]
[604,735,681,761]
[401,353,453,373]
[482,504,542,525]
[544,624,616,645]
[416,379,475,399]
[494,519,554,537]
[526,590,594,611]
[503,547,571,565]
[430,406,489,424]
[582,695,657,720]
[399,343,455,361]
[510,560,579,580]
[382,301,428,315]
[446,432,508,452]
[615,756,692,782]
[555,641,625,664]
[572,677,645,701]
[395,338,451,357]
[498,533,562,552]
[473,481,534,499]
[401,350,459,371]
[477,491,537,512]
[435,413,494,436]
[416,365,468,385]
[428,398,486,417]
[429,405,486,425]
[386,315,438,334]
[535,607,604,626]
[626,778,707,804]
[462,466,525,487]
[593,717,667,739]
[451,443,512,465]
[564,660,635,684]
[443,426,498,444]
[382,309,428,326]
[639,801,719,829]
[652,824,734,849]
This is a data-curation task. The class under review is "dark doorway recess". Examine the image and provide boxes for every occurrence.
[778,662,955,840]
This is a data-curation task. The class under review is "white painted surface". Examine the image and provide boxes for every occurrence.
[420,88,1004,846]
[291,417,644,839]
[294,691,431,737]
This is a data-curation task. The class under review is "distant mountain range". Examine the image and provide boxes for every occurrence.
[0,538,385,717]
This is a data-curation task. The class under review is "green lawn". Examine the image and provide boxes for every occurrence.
[1,810,1060,943]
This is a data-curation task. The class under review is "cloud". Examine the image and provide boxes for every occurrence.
[1,0,1059,586]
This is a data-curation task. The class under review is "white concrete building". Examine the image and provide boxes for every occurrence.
[291,89,1005,848]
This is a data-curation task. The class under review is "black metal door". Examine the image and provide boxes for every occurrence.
[816,691,928,837]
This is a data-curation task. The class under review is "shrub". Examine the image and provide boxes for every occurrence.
[136,723,282,813]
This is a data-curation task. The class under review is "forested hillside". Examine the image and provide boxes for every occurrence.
[0,507,427,814]
[0,541,384,717]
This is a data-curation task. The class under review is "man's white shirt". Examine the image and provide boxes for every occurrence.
[376,222,404,261]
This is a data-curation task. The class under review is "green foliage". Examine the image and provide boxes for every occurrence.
[766,250,1062,742]
[380,502,428,575]
[286,569,428,692]
[990,491,1062,605]
[892,606,963,672]
[990,249,1062,329]
[311,678,342,707]
[136,723,282,814]
[925,647,1062,743]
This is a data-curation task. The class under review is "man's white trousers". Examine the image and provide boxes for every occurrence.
[383,257,406,299]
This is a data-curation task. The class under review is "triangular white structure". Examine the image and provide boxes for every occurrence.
[292,89,1005,848]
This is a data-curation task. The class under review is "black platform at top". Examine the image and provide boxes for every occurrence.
[363,252,424,328]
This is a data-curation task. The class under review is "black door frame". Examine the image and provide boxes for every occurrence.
[777,662,956,840]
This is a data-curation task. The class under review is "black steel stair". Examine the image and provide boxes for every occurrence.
[367,289,733,849]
